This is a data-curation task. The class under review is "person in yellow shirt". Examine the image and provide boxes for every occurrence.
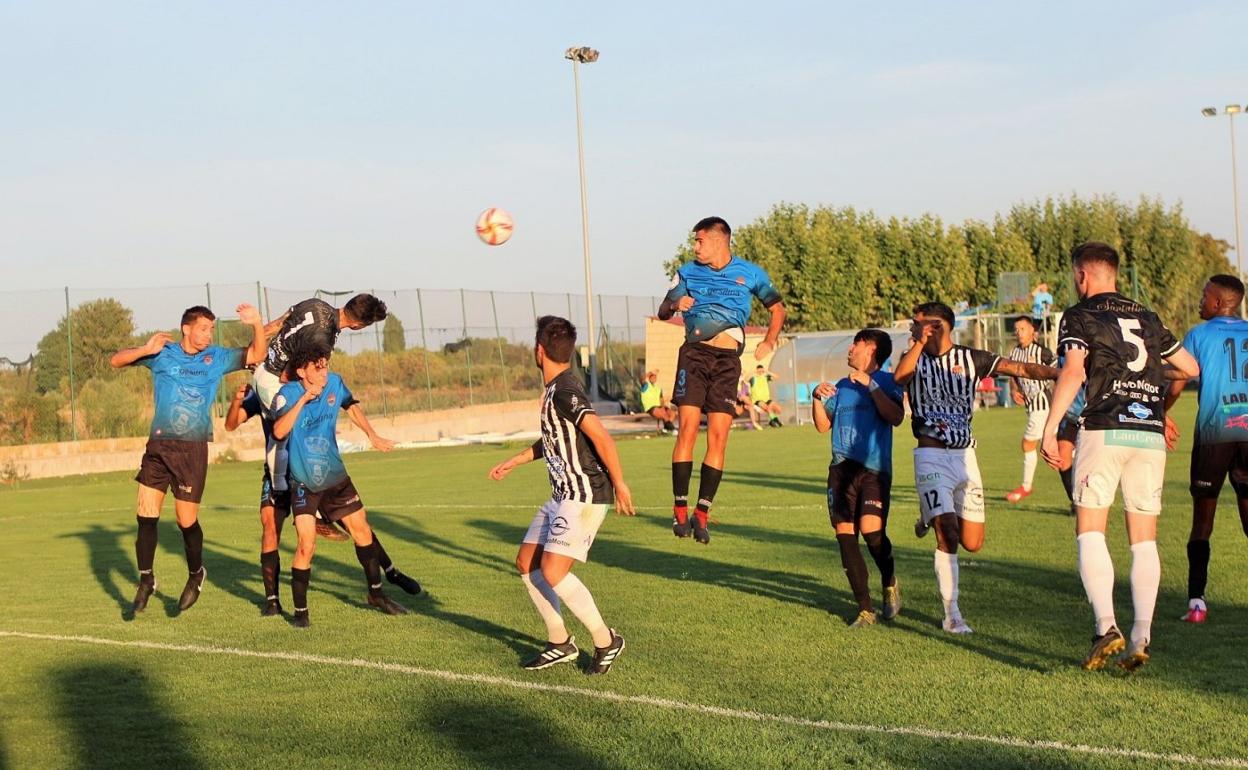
[640,370,677,434]
[749,365,783,428]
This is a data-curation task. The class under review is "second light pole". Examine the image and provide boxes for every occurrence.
[1203,104,1244,283]
[566,45,600,399]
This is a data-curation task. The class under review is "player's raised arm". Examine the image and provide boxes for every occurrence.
[272,379,322,441]
[110,332,172,368]
[811,382,836,433]
[489,440,543,481]
[237,304,267,366]
[262,310,290,339]
[893,322,932,386]
[576,413,635,516]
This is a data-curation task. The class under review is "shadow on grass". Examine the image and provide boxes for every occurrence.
[369,508,514,576]
[60,524,138,620]
[53,663,204,770]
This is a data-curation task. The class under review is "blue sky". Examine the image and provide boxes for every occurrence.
[1,1,1245,301]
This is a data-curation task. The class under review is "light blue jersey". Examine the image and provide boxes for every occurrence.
[134,343,244,441]
[665,256,781,344]
[1183,316,1248,444]
[274,373,357,492]
[824,371,903,475]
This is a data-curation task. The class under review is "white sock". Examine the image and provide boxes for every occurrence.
[933,550,960,621]
[1129,540,1160,647]
[551,572,612,649]
[1022,450,1038,491]
[1077,531,1116,635]
[521,572,568,644]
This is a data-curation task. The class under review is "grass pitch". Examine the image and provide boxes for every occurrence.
[2,400,1247,769]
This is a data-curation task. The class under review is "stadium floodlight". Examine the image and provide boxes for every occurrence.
[566,45,601,400]
[1203,104,1245,292]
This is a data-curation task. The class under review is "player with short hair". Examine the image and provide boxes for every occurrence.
[894,301,1058,633]
[224,381,419,616]
[1006,316,1056,503]
[750,364,784,428]
[811,329,904,628]
[1165,274,1248,625]
[639,369,676,434]
[658,216,786,544]
[110,304,266,613]
[489,316,634,674]
[1042,242,1199,671]
[272,351,410,628]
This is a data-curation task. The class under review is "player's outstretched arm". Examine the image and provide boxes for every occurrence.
[262,311,290,339]
[754,302,786,361]
[237,304,267,366]
[110,332,172,368]
[488,440,543,481]
[224,383,252,431]
[995,359,1059,381]
[1041,350,1087,468]
[811,382,836,433]
[346,404,395,451]
[577,414,635,516]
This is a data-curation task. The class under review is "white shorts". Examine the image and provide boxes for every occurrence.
[1072,429,1165,514]
[914,447,985,525]
[1023,408,1049,442]
[252,366,283,410]
[252,367,289,492]
[522,498,609,563]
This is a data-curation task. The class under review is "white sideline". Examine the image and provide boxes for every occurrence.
[2,630,1244,768]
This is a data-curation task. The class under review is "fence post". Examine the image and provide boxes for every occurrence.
[530,291,538,324]
[461,289,474,406]
[416,288,434,411]
[64,287,78,441]
[206,283,226,417]
[490,291,511,402]
[624,295,634,363]
[263,285,272,321]
[598,293,609,388]
[372,288,389,417]
[255,281,264,319]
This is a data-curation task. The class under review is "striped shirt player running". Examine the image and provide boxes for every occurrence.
[1164,274,1248,625]
[894,302,1057,634]
[1006,316,1057,504]
[1042,242,1199,672]
[490,316,635,675]
[657,216,786,544]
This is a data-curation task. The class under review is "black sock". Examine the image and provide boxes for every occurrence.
[672,461,694,516]
[260,550,280,600]
[863,530,895,593]
[355,540,383,595]
[373,535,394,572]
[291,567,311,613]
[1059,467,1074,501]
[136,516,158,577]
[695,464,723,526]
[1187,539,1211,600]
[837,533,872,612]
[179,521,204,574]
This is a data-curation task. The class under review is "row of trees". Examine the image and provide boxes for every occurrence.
[668,194,1232,333]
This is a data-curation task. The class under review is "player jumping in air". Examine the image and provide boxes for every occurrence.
[657,216,786,544]
[489,316,635,674]
[811,329,905,628]
[894,302,1057,633]
[111,304,266,613]
[1042,242,1199,671]
[1165,274,1248,625]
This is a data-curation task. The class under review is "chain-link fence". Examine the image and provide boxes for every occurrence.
[0,284,660,446]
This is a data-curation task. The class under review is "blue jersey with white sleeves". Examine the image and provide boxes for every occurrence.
[665,256,781,344]
[134,343,244,442]
[1183,316,1248,444]
[274,373,358,492]
[824,371,903,475]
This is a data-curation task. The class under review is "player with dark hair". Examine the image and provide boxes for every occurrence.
[1042,242,1199,671]
[1006,316,1057,503]
[110,304,267,613]
[657,216,786,544]
[224,380,419,616]
[489,316,634,674]
[1165,274,1248,625]
[272,350,411,627]
[812,329,904,627]
[895,301,1057,633]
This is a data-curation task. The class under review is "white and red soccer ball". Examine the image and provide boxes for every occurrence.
[476,207,514,246]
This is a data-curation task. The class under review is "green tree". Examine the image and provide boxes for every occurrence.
[34,298,136,394]
[383,314,406,353]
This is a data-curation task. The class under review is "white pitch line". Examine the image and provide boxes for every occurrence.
[2,630,1244,768]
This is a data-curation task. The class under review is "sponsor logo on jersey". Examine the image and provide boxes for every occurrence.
[1128,402,1153,420]
[1226,414,1248,430]
[550,516,570,536]
[1222,393,1248,404]
[1111,378,1161,395]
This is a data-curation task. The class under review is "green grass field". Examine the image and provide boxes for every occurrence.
[2,400,1247,769]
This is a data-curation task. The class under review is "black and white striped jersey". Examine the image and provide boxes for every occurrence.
[1008,343,1056,412]
[540,370,613,504]
[907,345,1001,449]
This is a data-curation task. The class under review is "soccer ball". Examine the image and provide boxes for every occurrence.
[476,208,514,246]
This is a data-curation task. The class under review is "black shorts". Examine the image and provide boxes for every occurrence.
[260,471,292,521]
[1057,417,1080,444]
[826,460,892,527]
[672,342,741,415]
[292,477,364,521]
[136,439,208,503]
[1190,441,1248,499]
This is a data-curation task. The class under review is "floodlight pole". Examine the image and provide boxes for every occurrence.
[1204,105,1245,290]
[567,46,599,399]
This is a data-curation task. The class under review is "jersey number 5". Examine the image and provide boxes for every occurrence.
[1117,319,1147,372]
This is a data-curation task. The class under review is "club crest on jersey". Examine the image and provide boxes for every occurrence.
[550,516,570,536]
[951,365,964,375]
[202,355,213,365]
[327,393,336,406]
[735,276,746,285]
[1128,402,1153,420]
[1227,414,1248,430]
